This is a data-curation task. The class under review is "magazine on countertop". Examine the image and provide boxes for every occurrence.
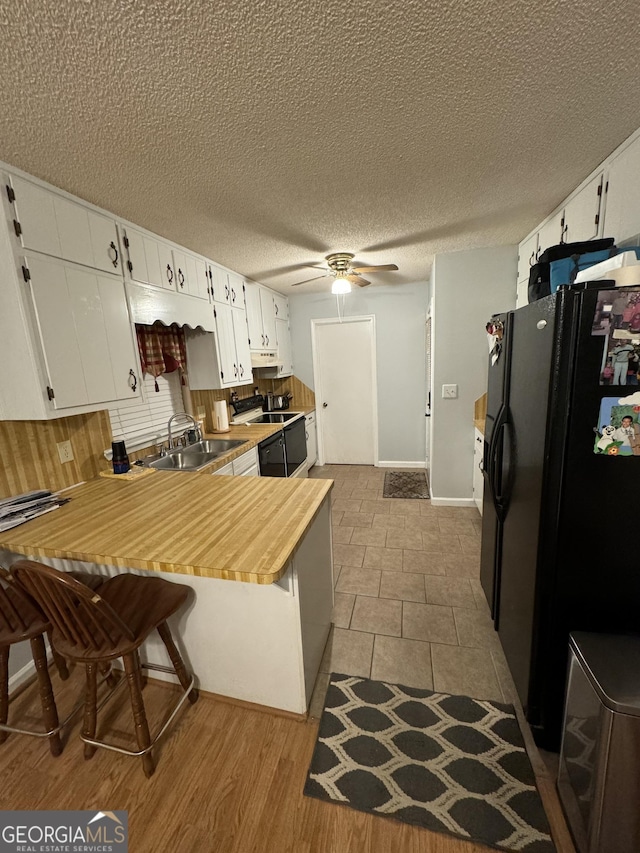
[0,490,71,532]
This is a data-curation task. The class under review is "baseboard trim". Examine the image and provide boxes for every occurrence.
[9,658,37,695]
[430,496,477,508]
[377,461,427,469]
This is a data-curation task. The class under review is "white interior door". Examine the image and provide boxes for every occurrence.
[313,317,377,465]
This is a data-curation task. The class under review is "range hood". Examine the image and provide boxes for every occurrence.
[251,351,283,368]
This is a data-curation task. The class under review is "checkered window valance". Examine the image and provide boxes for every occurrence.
[136,323,187,391]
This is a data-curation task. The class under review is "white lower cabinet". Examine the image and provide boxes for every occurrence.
[212,447,259,476]
[305,411,317,471]
[472,428,484,515]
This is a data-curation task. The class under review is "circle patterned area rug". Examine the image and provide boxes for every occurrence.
[304,674,555,852]
[383,471,430,499]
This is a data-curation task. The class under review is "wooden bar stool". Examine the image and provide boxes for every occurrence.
[0,566,76,755]
[11,560,198,778]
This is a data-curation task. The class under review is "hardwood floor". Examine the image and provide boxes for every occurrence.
[0,667,481,853]
[2,663,575,853]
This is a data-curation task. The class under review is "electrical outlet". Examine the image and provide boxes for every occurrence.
[57,440,74,464]
[442,384,458,399]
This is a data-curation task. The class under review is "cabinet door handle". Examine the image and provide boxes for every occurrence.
[305,431,309,440]
[109,241,119,268]
[239,363,244,377]
[265,335,269,346]
[128,369,137,393]
[166,264,174,284]
[231,288,236,303]
[225,284,230,300]
[262,334,265,346]
[178,268,185,289]
[234,364,238,378]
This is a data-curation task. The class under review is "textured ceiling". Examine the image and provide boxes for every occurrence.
[1,0,640,292]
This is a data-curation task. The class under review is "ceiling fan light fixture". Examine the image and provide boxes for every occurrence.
[332,277,351,294]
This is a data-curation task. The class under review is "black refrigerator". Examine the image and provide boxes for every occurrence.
[480,281,640,750]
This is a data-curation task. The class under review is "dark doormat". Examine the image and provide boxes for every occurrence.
[304,674,555,853]
[383,470,430,499]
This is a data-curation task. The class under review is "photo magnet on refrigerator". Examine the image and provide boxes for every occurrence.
[593,393,640,456]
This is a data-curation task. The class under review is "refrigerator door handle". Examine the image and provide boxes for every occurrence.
[488,405,507,516]
[494,418,514,518]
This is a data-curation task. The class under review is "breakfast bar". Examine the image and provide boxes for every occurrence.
[0,472,334,715]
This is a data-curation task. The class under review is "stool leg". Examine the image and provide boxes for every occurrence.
[123,651,154,778]
[47,630,69,681]
[83,663,98,760]
[0,646,9,745]
[31,634,62,757]
[157,622,198,704]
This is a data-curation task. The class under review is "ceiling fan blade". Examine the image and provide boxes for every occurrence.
[351,264,399,274]
[347,275,371,287]
[290,274,331,287]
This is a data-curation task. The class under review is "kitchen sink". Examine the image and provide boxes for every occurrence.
[186,439,246,454]
[148,451,217,471]
[145,438,247,471]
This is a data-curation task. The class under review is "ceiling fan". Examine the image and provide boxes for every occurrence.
[291,252,399,292]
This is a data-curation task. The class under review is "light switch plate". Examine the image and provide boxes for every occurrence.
[442,384,458,399]
[57,440,74,464]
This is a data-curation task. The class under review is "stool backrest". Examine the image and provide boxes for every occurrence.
[11,561,134,653]
[0,566,46,636]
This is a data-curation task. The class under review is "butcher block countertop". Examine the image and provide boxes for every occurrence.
[0,472,333,585]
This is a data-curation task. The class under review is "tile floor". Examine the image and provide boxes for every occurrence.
[308,463,520,715]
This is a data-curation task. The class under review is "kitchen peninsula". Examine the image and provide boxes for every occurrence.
[0,470,334,715]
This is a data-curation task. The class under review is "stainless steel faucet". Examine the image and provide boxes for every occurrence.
[167,412,201,449]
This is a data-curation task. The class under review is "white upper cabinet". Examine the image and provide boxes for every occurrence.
[246,283,278,350]
[122,226,211,300]
[260,287,277,349]
[517,232,539,284]
[227,273,243,308]
[562,174,603,244]
[8,175,121,274]
[25,254,140,411]
[275,317,293,377]
[602,138,640,243]
[273,292,289,321]
[536,210,564,256]
[186,301,253,390]
[209,264,230,304]
[173,249,209,300]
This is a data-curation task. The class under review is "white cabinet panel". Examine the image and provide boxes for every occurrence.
[275,317,293,377]
[53,195,95,269]
[212,461,234,476]
[173,249,189,294]
[563,174,603,243]
[187,255,209,300]
[305,412,317,470]
[142,236,163,287]
[28,257,89,409]
[227,273,243,307]
[88,211,120,274]
[8,175,62,258]
[210,265,230,304]
[244,282,264,348]
[232,306,252,384]
[214,302,238,384]
[260,287,276,349]
[273,293,288,321]
[27,255,140,411]
[472,428,484,515]
[603,139,640,243]
[157,241,176,291]
[517,232,538,284]
[537,210,564,256]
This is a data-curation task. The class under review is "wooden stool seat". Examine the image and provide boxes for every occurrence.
[52,574,190,661]
[11,560,198,778]
[0,567,105,756]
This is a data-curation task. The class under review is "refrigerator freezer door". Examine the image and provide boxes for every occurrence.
[497,296,558,719]
[480,313,512,618]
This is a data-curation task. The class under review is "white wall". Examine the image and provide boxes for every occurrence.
[431,245,517,503]
[289,281,429,465]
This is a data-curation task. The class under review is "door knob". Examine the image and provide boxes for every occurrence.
[322,402,328,408]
